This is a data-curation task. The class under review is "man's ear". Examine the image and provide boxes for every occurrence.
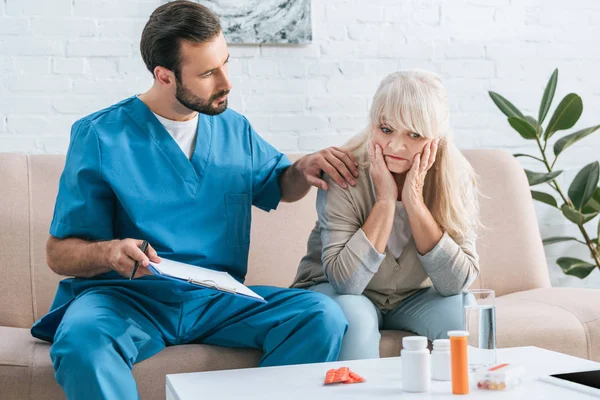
[154,66,175,86]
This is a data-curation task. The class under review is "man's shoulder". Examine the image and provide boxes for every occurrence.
[74,96,137,129]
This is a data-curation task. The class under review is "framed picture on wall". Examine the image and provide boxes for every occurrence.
[199,0,312,44]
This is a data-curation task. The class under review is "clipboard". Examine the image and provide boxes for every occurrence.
[147,258,266,303]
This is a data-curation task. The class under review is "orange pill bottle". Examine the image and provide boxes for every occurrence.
[448,330,470,395]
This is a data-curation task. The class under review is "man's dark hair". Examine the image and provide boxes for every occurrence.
[140,1,221,80]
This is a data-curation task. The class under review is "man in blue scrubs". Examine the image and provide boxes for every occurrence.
[31,2,362,399]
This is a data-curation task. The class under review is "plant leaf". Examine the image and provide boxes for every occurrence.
[489,91,525,119]
[543,236,583,245]
[554,125,600,156]
[525,116,538,127]
[557,257,596,279]
[538,69,558,125]
[508,117,538,139]
[531,190,558,208]
[561,204,599,225]
[582,205,598,214]
[525,116,541,135]
[525,169,562,186]
[514,153,544,163]
[598,218,600,246]
[583,187,600,213]
[568,162,600,210]
[544,93,583,140]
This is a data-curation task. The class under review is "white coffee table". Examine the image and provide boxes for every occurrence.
[166,346,600,399]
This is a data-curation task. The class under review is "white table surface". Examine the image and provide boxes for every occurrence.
[166,346,600,399]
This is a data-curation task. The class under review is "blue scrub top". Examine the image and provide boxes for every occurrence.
[32,96,291,342]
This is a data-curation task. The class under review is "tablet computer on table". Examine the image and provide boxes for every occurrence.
[538,369,600,397]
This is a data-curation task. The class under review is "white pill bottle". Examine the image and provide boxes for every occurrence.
[401,336,431,392]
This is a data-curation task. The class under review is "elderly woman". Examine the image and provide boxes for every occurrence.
[292,70,480,360]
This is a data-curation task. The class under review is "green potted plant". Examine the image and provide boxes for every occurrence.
[489,68,600,279]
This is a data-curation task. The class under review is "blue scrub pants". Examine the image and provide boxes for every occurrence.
[310,283,472,360]
[49,285,348,399]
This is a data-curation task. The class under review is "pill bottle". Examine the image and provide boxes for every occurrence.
[448,330,469,395]
[401,336,430,393]
[431,338,451,381]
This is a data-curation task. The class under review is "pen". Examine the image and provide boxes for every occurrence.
[129,240,149,280]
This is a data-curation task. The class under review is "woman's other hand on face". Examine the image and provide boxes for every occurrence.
[402,139,439,211]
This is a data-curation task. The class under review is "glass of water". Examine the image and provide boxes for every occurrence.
[463,289,496,371]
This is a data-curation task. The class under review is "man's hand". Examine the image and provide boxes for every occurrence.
[294,146,359,190]
[107,239,161,279]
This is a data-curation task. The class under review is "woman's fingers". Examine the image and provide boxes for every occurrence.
[375,143,384,162]
[368,140,376,162]
[410,153,421,177]
[428,139,439,170]
[369,142,385,169]
[420,140,432,173]
[374,144,390,172]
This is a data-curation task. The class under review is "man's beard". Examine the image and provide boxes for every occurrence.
[175,79,229,116]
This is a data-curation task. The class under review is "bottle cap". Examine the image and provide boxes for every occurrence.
[447,330,470,337]
[433,339,450,350]
[403,336,428,350]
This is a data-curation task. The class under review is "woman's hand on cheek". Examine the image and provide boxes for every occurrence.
[402,139,439,211]
[369,140,398,204]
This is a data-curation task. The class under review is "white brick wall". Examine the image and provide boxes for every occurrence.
[1,0,599,288]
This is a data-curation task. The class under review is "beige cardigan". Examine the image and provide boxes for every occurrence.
[291,166,480,311]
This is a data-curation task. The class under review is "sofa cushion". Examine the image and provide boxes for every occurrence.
[0,326,45,399]
[380,330,415,358]
[0,326,35,367]
[0,154,35,329]
[134,344,262,400]
[446,150,551,296]
[496,288,600,360]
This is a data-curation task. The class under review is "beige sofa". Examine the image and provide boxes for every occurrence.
[1,150,599,400]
